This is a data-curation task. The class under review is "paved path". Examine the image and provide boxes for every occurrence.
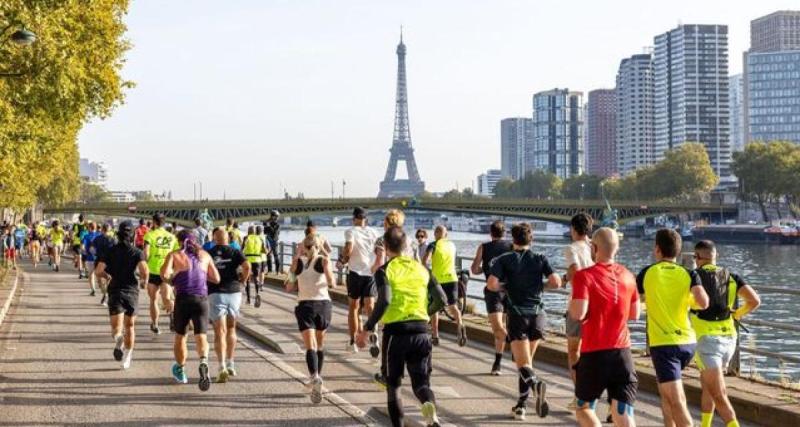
[0,258,754,426]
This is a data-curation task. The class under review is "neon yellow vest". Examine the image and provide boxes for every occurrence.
[431,238,458,284]
[243,235,262,263]
[381,256,431,325]
[690,264,738,337]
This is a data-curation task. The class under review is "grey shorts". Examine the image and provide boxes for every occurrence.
[208,292,242,322]
[566,314,582,338]
[695,335,736,371]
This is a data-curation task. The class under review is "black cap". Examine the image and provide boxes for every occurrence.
[306,220,315,228]
[353,207,366,219]
[153,213,165,222]
[118,220,133,235]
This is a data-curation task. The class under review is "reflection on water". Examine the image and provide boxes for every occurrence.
[280,226,800,382]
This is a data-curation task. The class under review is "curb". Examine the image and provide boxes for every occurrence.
[0,268,20,328]
[236,313,302,355]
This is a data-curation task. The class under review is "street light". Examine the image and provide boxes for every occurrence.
[10,28,36,46]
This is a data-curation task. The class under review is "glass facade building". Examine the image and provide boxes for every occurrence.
[586,89,617,177]
[616,53,655,176]
[531,89,584,179]
[500,117,533,180]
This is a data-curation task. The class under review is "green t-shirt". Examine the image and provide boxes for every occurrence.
[143,227,178,272]
[637,261,702,347]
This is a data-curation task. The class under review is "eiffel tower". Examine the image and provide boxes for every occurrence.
[378,30,425,198]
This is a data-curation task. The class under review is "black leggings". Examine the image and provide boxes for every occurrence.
[383,333,436,427]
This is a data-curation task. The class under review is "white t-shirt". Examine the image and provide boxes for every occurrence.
[344,226,379,276]
[564,239,594,283]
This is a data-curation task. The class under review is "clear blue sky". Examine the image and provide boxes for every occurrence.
[78,0,798,199]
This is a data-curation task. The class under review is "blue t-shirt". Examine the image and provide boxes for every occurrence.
[82,231,101,261]
[202,241,216,251]
[229,241,242,251]
[14,228,26,248]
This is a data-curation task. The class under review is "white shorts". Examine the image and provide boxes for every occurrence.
[695,335,736,371]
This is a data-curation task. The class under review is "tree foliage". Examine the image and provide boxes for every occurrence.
[732,141,800,221]
[562,174,604,199]
[78,180,111,204]
[493,170,562,199]
[0,1,131,211]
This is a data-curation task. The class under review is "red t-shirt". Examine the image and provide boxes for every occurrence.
[134,225,149,246]
[571,262,639,353]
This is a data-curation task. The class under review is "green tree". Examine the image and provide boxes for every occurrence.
[492,170,562,199]
[562,174,604,199]
[732,142,773,222]
[654,143,718,200]
[78,180,111,204]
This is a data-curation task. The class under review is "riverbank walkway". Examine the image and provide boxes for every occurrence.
[0,258,795,426]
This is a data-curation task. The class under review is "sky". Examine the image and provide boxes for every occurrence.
[77,0,798,200]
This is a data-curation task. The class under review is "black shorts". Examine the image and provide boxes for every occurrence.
[148,274,163,286]
[174,294,209,335]
[346,271,376,299]
[108,291,139,317]
[575,348,638,405]
[250,262,261,277]
[507,312,546,342]
[383,332,432,388]
[483,288,507,314]
[441,282,458,306]
[72,244,82,255]
[650,344,695,383]
[295,300,332,331]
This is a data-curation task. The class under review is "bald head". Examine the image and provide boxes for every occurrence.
[591,227,619,262]
[213,227,229,245]
[434,225,447,239]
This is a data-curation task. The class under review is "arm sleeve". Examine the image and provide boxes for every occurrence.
[688,269,702,288]
[427,273,447,315]
[364,269,391,332]
[571,270,589,300]
[541,256,555,277]
[730,272,747,291]
[636,266,648,295]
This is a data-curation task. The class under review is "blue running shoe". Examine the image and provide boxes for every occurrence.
[172,363,188,384]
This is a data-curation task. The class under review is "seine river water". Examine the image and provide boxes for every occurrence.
[279,226,799,382]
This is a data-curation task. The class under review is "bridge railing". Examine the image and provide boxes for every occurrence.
[273,240,800,382]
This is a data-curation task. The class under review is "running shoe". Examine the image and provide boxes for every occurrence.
[534,380,549,418]
[254,294,261,308]
[217,367,230,383]
[431,336,440,347]
[457,325,468,347]
[490,359,502,376]
[373,372,387,390]
[89,290,95,297]
[122,349,133,370]
[226,360,237,377]
[369,332,380,358]
[421,401,441,427]
[310,376,323,404]
[172,363,188,384]
[198,361,211,391]
[113,335,124,361]
[512,404,526,421]
[150,324,160,335]
[347,339,358,353]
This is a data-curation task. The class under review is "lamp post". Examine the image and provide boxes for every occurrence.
[580,183,585,201]
[0,25,36,77]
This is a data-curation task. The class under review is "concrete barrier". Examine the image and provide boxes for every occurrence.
[0,268,20,328]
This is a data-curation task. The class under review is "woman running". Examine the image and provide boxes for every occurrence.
[49,220,65,272]
[285,234,335,404]
[30,222,42,268]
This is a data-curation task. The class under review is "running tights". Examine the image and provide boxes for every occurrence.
[518,366,538,406]
[386,372,435,427]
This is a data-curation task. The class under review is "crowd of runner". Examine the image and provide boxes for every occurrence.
[6,207,762,427]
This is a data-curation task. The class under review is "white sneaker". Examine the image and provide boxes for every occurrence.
[122,349,133,370]
[347,340,359,353]
[310,376,323,404]
[513,405,526,421]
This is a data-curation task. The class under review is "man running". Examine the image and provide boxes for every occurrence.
[691,240,760,427]
[191,217,209,245]
[207,227,250,383]
[94,221,148,369]
[569,228,640,427]
[637,229,709,427]
[422,225,466,347]
[470,220,513,375]
[134,219,148,250]
[143,213,179,334]
[338,207,378,353]
[487,222,561,420]
[91,223,117,306]
[71,215,88,278]
[264,211,281,273]
[563,213,595,409]
[161,230,220,391]
[82,222,101,296]
[13,223,27,260]
[242,226,267,306]
[357,226,446,427]
[49,220,65,272]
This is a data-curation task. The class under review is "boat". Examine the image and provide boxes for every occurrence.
[691,224,800,245]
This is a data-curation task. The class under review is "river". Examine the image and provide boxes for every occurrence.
[276,226,799,383]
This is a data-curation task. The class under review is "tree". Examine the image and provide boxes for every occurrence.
[733,141,800,221]
[0,1,131,210]
[654,143,718,200]
[562,174,604,199]
[493,170,562,199]
[78,180,111,204]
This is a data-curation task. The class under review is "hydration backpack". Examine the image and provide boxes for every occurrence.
[693,266,735,321]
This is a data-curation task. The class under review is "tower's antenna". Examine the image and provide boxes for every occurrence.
[400,25,403,43]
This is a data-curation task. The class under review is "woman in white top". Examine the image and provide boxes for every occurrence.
[285,234,335,405]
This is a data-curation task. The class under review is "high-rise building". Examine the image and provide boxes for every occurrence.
[532,89,584,179]
[729,74,745,152]
[500,117,533,180]
[616,53,655,176]
[476,169,503,196]
[744,11,800,145]
[79,158,108,188]
[586,89,617,177]
[654,25,731,181]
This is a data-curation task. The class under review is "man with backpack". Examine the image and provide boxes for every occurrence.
[691,240,761,427]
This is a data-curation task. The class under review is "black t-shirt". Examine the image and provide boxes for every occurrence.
[489,249,554,316]
[207,244,246,293]
[98,242,145,293]
[91,234,117,261]
[265,220,280,240]
[481,239,513,280]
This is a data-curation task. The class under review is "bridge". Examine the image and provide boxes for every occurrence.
[43,197,738,225]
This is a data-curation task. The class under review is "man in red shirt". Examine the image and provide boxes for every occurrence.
[569,227,640,427]
[134,219,149,250]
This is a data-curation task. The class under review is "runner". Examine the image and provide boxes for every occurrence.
[422,225,466,347]
[357,226,446,427]
[49,220,65,272]
[134,219,149,250]
[30,221,43,268]
[143,213,179,334]
[304,220,333,256]
[415,229,428,262]
[230,221,242,246]
[256,225,268,284]
[637,229,709,427]
[1,226,14,269]
[81,222,101,296]
[242,226,267,307]
[207,227,250,383]
[264,210,281,273]
[71,215,88,278]
[470,220,513,375]
[691,240,760,427]
[487,222,562,420]
[338,207,379,353]
[563,213,595,409]
[285,234,335,404]
[161,230,220,391]
[191,217,209,245]
[14,222,27,259]
[569,228,640,427]
[94,221,148,370]
[91,223,117,306]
